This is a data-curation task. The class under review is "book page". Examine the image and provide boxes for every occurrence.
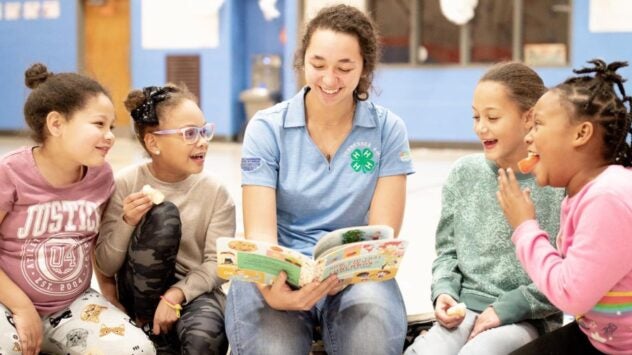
[313,225,394,260]
[313,239,407,285]
[217,238,313,287]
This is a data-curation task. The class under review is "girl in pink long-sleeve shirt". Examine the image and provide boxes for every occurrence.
[497,59,632,355]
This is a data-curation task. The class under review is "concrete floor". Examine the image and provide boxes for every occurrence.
[0,135,476,315]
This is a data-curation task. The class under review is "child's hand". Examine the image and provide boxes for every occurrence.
[435,294,465,329]
[468,306,500,340]
[12,304,43,355]
[497,168,536,229]
[153,288,184,335]
[122,191,153,226]
[257,272,338,311]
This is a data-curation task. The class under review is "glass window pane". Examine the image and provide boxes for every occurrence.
[366,0,571,66]
[523,0,570,66]
[469,0,513,63]
[369,0,411,63]
[419,0,460,64]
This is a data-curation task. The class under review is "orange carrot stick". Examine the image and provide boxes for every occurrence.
[517,154,539,174]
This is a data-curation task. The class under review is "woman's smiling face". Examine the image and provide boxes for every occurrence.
[304,29,364,108]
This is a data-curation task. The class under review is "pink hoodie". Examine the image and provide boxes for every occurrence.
[513,165,632,354]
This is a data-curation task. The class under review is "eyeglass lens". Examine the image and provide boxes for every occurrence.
[183,124,214,143]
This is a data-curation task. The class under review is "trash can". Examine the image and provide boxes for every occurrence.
[239,87,278,123]
[238,54,281,140]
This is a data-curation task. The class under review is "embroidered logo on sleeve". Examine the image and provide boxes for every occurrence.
[350,148,376,173]
[399,149,412,162]
[241,157,263,172]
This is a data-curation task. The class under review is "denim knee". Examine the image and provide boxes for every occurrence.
[225,281,313,355]
[322,280,407,355]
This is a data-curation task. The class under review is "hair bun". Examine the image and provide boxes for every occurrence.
[24,63,52,89]
[130,86,177,125]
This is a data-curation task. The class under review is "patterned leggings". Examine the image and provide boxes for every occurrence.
[0,289,155,355]
[116,202,228,355]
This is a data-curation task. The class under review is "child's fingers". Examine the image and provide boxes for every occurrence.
[496,190,506,210]
[136,201,153,214]
[497,168,509,191]
[506,168,520,188]
[123,191,147,204]
[504,168,518,192]
[499,168,522,197]
[124,196,152,212]
[522,187,532,203]
[129,195,152,208]
[122,200,152,226]
[435,310,463,329]
[497,170,512,204]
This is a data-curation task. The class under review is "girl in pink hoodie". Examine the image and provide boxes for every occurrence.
[498,59,632,354]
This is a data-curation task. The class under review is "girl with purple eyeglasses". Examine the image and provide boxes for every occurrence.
[95,84,236,355]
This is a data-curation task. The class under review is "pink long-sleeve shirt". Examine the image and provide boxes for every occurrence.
[513,165,632,354]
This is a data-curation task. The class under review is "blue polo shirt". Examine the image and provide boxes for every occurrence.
[241,87,415,256]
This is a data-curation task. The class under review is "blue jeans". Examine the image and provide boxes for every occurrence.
[225,279,407,355]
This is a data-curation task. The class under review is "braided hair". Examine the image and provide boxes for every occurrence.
[553,59,632,166]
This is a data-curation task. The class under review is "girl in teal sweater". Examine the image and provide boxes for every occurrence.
[405,62,564,355]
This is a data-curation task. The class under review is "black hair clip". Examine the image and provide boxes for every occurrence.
[130,86,177,125]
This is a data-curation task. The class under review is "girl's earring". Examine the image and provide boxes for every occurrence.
[155,150,160,155]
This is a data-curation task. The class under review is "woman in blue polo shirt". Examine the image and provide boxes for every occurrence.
[226,4,415,354]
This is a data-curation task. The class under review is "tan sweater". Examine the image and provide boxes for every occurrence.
[95,163,235,302]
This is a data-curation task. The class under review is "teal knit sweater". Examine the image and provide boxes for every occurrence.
[431,154,564,333]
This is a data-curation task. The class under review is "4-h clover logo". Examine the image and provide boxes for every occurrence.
[350,148,376,173]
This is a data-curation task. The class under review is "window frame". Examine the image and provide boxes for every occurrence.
[375,0,573,67]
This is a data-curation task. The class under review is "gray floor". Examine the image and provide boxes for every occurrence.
[0,135,477,315]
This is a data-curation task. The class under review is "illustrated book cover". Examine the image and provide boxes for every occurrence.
[217,225,407,288]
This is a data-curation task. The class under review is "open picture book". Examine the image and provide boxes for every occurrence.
[217,225,407,288]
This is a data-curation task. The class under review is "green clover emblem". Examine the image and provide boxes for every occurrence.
[350,148,376,173]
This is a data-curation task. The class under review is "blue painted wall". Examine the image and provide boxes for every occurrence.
[130,0,286,138]
[130,0,244,137]
[0,0,78,130]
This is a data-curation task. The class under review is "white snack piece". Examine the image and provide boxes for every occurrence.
[446,302,466,317]
[142,184,165,205]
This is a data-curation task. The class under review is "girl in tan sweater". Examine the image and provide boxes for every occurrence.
[95,84,235,355]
